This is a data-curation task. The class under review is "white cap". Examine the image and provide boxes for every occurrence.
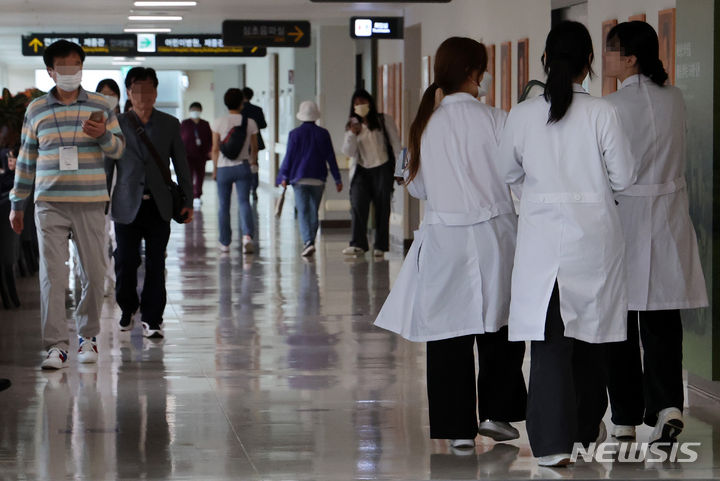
[296,100,320,122]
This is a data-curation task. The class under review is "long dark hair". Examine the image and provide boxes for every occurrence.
[543,21,594,124]
[407,37,488,182]
[348,89,381,131]
[96,78,120,98]
[606,21,668,87]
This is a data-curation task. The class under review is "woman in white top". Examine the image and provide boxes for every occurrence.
[375,37,527,450]
[341,90,400,257]
[211,88,258,254]
[498,21,636,466]
[603,21,708,444]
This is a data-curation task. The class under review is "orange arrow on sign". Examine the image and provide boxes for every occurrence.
[251,46,258,53]
[288,25,304,43]
[28,38,43,53]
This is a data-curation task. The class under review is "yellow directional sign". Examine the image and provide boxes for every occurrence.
[28,38,43,53]
[288,25,304,43]
[223,20,311,48]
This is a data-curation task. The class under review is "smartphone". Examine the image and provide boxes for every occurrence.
[89,111,105,123]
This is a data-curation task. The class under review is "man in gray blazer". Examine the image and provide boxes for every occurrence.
[108,67,193,339]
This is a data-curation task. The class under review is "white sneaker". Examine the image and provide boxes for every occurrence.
[218,243,231,253]
[142,322,164,339]
[41,347,68,370]
[450,438,475,449]
[649,407,683,444]
[596,420,607,443]
[478,420,520,441]
[342,246,365,256]
[193,198,202,207]
[242,236,255,254]
[612,424,636,440]
[537,453,572,467]
[373,249,385,258]
[301,242,315,257]
[77,337,98,364]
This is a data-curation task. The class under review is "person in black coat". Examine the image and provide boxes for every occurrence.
[242,87,267,200]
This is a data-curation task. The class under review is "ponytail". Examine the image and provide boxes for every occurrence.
[407,83,440,183]
[544,59,575,124]
[542,21,594,124]
[607,21,668,87]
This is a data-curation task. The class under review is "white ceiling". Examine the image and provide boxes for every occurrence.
[0,0,416,70]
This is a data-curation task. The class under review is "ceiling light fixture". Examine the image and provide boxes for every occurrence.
[128,15,183,21]
[112,61,143,66]
[134,1,198,6]
[123,27,172,32]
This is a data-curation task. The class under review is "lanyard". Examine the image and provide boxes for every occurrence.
[51,105,82,147]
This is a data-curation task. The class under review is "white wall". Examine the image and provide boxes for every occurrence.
[183,70,215,122]
[402,0,552,107]
[8,68,36,94]
[586,0,676,96]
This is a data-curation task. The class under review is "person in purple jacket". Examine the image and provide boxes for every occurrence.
[277,101,343,257]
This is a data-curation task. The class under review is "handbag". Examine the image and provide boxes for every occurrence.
[275,186,286,217]
[128,112,188,224]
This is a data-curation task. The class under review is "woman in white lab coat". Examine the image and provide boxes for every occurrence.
[374,37,527,450]
[603,21,708,444]
[497,21,636,466]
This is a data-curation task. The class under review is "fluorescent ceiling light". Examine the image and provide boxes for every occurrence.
[112,61,142,66]
[134,1,197,6]
[123,27,172,32]
[128,15,183,21]
[134,57,147,60]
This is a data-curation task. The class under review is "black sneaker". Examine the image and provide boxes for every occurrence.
[142,322,164,339]
[0,378,11,392]
[301,242,315,257]
[119,311,135,331]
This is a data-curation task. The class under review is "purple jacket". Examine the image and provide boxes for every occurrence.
[180,118,212,161]
[277,122,342,186]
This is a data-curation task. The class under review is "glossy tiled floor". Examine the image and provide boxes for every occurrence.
[2,183,720,480]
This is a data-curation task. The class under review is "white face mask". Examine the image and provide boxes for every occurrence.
[55,71,82,92]
[189,110,201,119]
[477,72,492,98]
[354,103,370,118]
[103,94,119,111]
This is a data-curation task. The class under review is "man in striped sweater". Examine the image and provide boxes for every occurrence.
[8,40,124,369]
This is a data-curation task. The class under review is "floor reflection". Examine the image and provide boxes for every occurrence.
[1,183,720,480]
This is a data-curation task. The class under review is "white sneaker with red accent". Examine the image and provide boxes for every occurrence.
[41,347,68,370]
[77,337,98,364]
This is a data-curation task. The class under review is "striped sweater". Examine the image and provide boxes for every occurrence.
[10,87,124,210]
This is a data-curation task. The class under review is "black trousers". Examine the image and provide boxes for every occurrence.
[349,161,394,252]
[605,309,684,427]
[526,283,608,457]
[114,199,171,327]
[426,327,527,439]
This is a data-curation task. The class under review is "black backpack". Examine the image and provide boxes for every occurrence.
[220,114,248,160]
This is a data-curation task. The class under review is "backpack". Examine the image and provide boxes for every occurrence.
[220,114,248,160]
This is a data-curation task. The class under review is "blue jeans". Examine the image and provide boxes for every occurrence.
[217,163,254,246]
[293,184,324,245]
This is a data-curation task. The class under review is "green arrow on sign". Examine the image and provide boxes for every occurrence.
[140,37,153,49]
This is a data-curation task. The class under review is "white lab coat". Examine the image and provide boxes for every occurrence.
[605,75,708,311]
[498,85,637,343]
[342,114,401,181]
[374,93,516,342]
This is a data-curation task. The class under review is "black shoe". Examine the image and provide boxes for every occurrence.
[252,190,258,201]
[0,379,11,392]
[119,311,135,331]
[142,322,164,339]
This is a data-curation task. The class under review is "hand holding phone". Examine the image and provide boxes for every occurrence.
[89,111,105,123]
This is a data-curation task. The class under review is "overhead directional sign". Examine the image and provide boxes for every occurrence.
[22,33,265,57]
[223,20,311,48]
[312,0,449,2]
[351,17,404,39]
[155,34,267,57]
[22,34,137,57]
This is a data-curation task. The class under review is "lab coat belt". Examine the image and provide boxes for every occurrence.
[617,177,686,197]
[423,202,515,226]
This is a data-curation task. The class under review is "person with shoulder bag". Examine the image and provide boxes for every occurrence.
[341,89,400,258]
[211,88,259,255]
[109,67,193,340]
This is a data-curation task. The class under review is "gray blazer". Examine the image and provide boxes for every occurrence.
[109,109,192,224]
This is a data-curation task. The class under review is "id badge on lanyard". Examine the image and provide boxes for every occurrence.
[59,146,79,171]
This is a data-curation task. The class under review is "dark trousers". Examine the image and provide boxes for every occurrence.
[349,162,394,252]
[526,283,608,457]
[188,156,207,199]
[426,327,527,439]
[605,309,684,427]
[114,199,171,327]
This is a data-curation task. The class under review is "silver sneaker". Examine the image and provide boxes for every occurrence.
[649,407,683,444]
[478,420,520,441]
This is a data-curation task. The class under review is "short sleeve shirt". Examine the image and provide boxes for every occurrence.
[211,114,258,168]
